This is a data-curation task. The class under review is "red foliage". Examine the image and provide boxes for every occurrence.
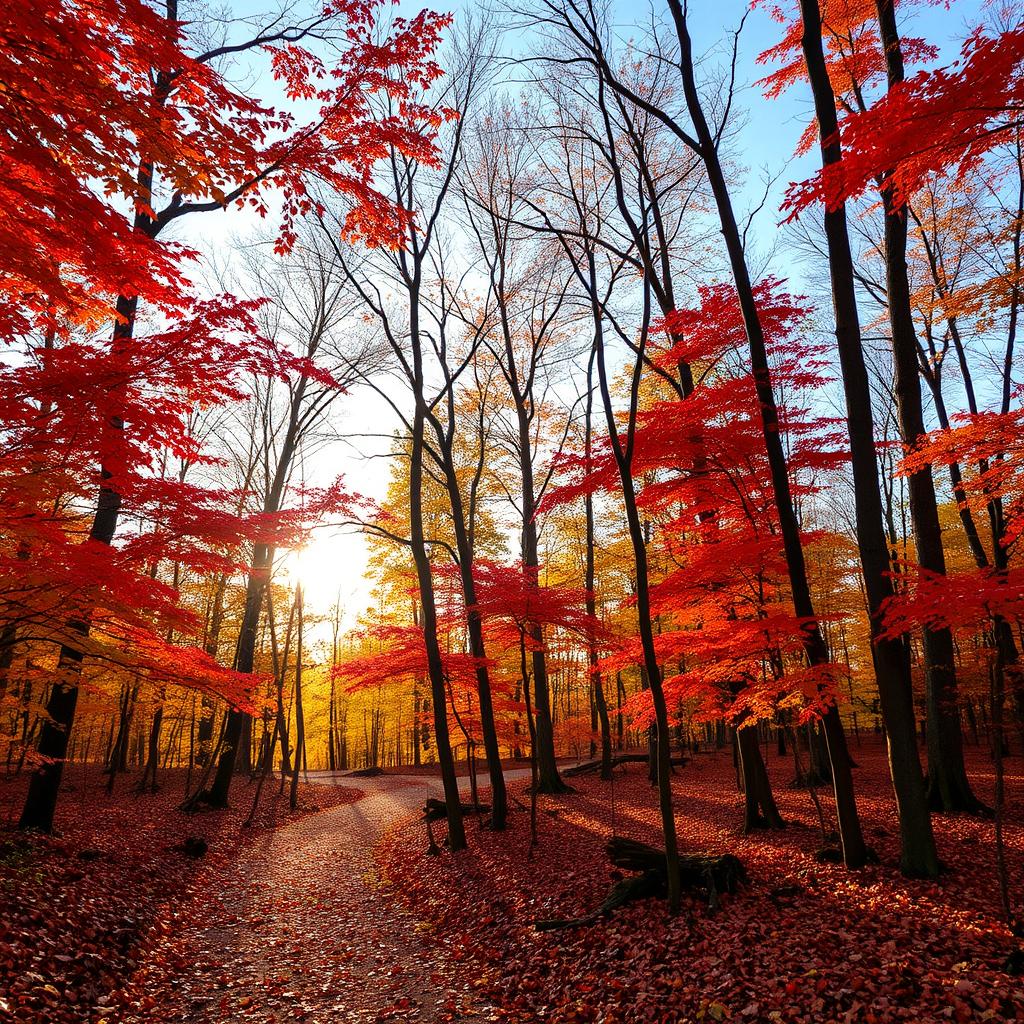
[0,0,451,338]
[549,281,852,729]
[880,404,1024,638]
[334,560,601,744]
[763,3,1024,213]
[1,0,187,337]
[0,299,345,704]
[334,621,487,696]
[467,559,607,655]
[1,0,449,704]
[755,0,938,156]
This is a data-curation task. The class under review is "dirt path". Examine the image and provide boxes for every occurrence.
[127,776,501,1024]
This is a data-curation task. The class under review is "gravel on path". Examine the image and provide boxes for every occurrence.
[120,775,499,1024]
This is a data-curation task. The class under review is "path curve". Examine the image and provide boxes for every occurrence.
[131,775,503,1024]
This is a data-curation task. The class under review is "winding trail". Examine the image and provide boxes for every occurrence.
[136,775,505,1024]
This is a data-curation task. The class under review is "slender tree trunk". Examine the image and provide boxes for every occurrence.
[590,259,680,911]
[797,0,938,875]
[872,0,979,815]
[290,586,304,811]
[138,698,164,793]
[206,563,266,807]
[408,300,465,849]
[442,460,508,829]
[583,347,613,780]
[664,0,869,869]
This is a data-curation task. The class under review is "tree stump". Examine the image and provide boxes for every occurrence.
[534,837,748,929]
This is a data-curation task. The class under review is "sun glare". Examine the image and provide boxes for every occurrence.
[282,531,368,621]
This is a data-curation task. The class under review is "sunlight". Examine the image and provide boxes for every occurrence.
[281,531,370,625]
[6,1,1018,1020]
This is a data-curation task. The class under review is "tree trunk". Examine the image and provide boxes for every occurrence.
[666,0,870,869]
[137,700,164,793]
[585,353,613,781]
[290,586,305,810]
[736,724,785,832]
[440,461,508,829]
[873,0,979,815]
[797,0,938,875]
[590,263,681,912]
[408,299,465,849]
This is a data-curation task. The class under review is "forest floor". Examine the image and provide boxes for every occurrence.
[115,773,502,1024]
[0,766,362,1024]
[381,738,1024,1024]
[2,744,1022,1024]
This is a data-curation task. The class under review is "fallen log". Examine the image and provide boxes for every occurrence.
[422,797,491,822]
[534,837,748,930]
[347,766,385,778]
[563,754,689,778]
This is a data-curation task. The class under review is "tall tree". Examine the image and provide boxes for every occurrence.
[525,0,868,868]
[324,21,501,846]
[11,0,449,832]
[461,116,575,793]
[792,0,939,874]
[203,231,375,807]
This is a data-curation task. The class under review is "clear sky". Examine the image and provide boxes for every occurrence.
[177,0,989,636]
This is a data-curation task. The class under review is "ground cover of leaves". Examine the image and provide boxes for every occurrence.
[0,767,362,1024]
[115,776,494,1024]
[379,740,1024,1024]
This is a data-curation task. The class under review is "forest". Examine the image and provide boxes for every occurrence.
[2,0,1024,1022]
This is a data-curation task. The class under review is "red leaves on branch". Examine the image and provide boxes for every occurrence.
[0,0,453,338]
[551,280,853,729]
[881,404,1024,638]
[760,2,1024,214]
[756,0,938,157]
[1,0,451,701]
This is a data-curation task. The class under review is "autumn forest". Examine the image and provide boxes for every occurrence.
[3,0,1024,1021]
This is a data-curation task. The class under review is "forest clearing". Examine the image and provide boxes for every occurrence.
[4,0,1024,1021]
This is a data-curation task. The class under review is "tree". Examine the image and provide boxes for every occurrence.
[524,0,868,869]
[202,229,377,808]
[9,0,449,832]
[780,0,939,875]
[763,0,982,815]
[323,19,501,847]
[460,110,577,794]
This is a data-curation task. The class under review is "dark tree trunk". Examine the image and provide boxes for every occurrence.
[873,0,980,816]
[207,562,266,807]
[18,645,83,831]
[664,0,869,869]
[290,587,305,810]
[440,462,508,829]
[407,288,465,849]
[589,259,681,912]
[137,701,164,793]
[736,725,785,832]
[515,388,565,794]
[20,292,138,831]
[797,0,938,875]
